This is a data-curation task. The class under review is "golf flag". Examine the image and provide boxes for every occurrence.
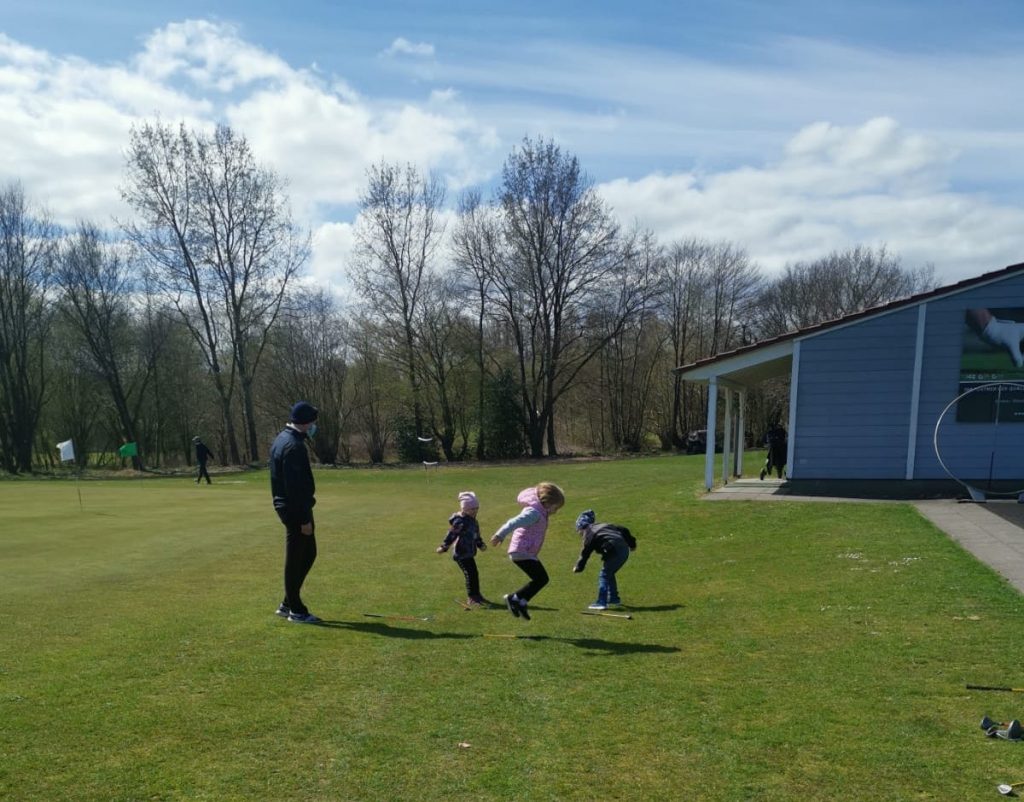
[118,441,138,458]
[57,439,75,462]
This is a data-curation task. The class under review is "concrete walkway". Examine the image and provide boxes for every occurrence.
[705,478,1024,594]
[914,500,1024,594]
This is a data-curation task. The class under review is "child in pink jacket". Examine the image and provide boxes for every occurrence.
[490,482,565,620]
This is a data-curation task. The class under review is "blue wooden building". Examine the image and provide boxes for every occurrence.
[677,262,1024,493]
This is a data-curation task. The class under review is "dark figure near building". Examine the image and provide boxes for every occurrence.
[760,424,787,480]
[193,436,214,484]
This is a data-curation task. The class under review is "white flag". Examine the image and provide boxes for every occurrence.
[57,439,75,462]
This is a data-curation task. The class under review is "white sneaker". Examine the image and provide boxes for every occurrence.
[288,611,322,624]
[588,602,607,610]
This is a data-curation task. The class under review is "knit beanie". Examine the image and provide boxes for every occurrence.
[458,491,479,511]
[289,401,319,424]
[575,509,596,530]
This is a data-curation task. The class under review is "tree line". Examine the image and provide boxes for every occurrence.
[0,121,936,473]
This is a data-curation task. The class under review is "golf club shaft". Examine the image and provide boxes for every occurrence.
[580,611,632,619]
[967,684,1024,692]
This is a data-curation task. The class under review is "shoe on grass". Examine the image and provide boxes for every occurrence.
[275,604,291,618]
[288,611,322,624]
[518,599,531,621]
[504,594,521,618]
[588,602,607,610]
[1008,719,1023,739]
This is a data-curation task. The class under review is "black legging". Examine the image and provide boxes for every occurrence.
[281,516,317,616]
[456,557,481,598]
[512,558,549,601]
[197,461,211,483]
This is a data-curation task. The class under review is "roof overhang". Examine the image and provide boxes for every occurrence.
[676,340,794,387]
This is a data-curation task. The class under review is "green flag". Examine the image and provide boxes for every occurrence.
[118,441,138,458]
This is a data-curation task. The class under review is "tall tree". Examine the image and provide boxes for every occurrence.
[596,229,667,451]
[452,190,503,460]
[122,121,308,464]
[55,223,162,469]
[415,273,472,461]
[756,245,936,336]
[491,137,650,456]
[265,287,352,465]
[657,238,762,446]
[350,162,445,457]
[0,182,55,473]
[347,316,400,464]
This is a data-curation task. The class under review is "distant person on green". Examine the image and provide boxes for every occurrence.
[269,401,321,624]
[192,436,214,484]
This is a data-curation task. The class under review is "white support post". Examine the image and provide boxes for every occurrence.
[722,389,733,485]
[737,390,746,477]
[786,341,800,479]
[705,376,718,491]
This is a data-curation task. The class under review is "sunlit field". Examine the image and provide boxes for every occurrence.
[3,455,1023,800]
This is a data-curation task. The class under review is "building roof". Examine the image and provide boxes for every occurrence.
[676,260,1024,384]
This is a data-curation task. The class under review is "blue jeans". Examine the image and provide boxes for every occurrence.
[596,542,630,604]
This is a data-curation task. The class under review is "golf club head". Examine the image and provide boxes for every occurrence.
[998,784,1015,796]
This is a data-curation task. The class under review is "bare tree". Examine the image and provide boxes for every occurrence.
[491,137,651,456]
[265,287,353,465]
[351,162,445,454]
[55,223,163,469]
[596,229,668,451]
[452,190,504,460]
[122,121,309,464]
[347,316,400,464]
[415,273,473,461]
[756,245,936,336]
[0,182,56,473]
[656,238,762,446]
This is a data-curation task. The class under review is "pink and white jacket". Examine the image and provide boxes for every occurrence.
[492,487,549,560]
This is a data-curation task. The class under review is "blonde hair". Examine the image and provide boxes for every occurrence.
[536,482,565,512]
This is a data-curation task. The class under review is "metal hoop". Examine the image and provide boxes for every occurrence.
[933,380,1024,499]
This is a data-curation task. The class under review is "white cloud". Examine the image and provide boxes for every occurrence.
[599,118,1024,281]
[0,21,497,232]
[380,37,436,59]
[3,20,1024,290]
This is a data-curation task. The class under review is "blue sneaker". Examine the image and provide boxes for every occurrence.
[275,604,290,618]
[288,611,322,624]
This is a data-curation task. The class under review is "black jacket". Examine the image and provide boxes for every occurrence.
[439,513,484,560]
[574,523,636,571]
[269,426,316,524]
[195,442,214,464]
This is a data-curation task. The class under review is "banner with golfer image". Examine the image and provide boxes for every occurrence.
[958,307,1024,422]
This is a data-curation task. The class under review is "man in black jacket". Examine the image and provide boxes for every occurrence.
[269,401,321,624]
[193,436,214,484]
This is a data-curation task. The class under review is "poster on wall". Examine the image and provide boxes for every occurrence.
[958,308,1024,422]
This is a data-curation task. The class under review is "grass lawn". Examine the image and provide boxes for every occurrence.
[3,454,1024,800]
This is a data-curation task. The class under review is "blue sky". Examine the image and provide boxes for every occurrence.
[1,0,1023,288]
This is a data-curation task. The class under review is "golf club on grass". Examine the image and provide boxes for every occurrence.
[580,611,632,620]
[362,612,432,622]
[998,780,1024,796]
